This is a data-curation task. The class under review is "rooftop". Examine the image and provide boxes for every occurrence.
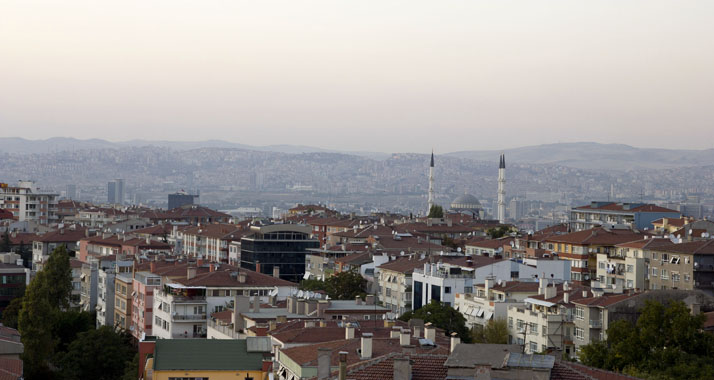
[152,339,265,371]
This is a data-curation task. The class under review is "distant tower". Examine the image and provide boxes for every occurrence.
[427,151,435,215]
[497,154,506,223]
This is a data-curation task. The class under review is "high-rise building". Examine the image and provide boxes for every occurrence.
[427,151,435,215]
[240,224,320,282]
[168,192,198,210]
[497,154,506,223]
[65,184,77,200]
[0,181,58,224]
[107,179,124,205]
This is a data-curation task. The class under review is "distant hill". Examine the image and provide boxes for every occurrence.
[0,138,711,170]
[446,142,714,170]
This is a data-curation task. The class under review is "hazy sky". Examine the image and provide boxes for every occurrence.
[2,1,713,153]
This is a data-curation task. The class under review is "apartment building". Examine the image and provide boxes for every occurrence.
[595,238,672,291]
[0,262,28,312]
[507,281,588,357]
[131,271,161,340]
[378,257,427,315]
[544,227,644,284]
[181,223,247,263]
[647,240,714,290]
[96,256,134,328]
[455,280,540,330]
[70,259,82,307]
[571,293,640,353]
[570,202,679,231]
[31,225,87,270]
[0,181,58,224]
[153,283,208,339]
[78,234,171,262]
[114,273,133,331]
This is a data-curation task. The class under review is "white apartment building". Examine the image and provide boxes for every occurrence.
[0,181,58,224]
[455,279,540,330]
[153,284,209,339]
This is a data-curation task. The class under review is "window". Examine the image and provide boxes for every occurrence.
[517,319,524,331]
[684,274,691,282]
[385,288,392,297]
[464,286,473,294]
[212,289,220,297]
[627,280,633,288]
[671,256,680,264]
[661,269,668,280]
[672,273,680,282]
[626,265,634,273]
[575,327,584,341]
[651,267,658,277]
[444,287,451,294]
[652,252,658,260]
[529,342,538,353]
[575,307,584,320]
[599,262,605,269]
[685,257,691,264]
[662,253,668,262]
[508,317,513,328]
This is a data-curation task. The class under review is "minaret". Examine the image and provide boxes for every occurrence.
[497,154,506,223]
[427,151,435,215]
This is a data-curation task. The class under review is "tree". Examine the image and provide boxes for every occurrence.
[121,353,140,380]
[399,301,471,342]
[51,310,94,353]
[486,226,512,239]
[56,326,134,380]
[428,205,444,218]
[17,241,32,268]
[325,270,367,300]
[40,245,72,310]
[472,318,509,344]
[0,229,10,252]
[300,278,328,293]
[1,294,24,329]
[579,300,714,380]
[18,271,56,380]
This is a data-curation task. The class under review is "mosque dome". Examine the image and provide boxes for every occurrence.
[451,194,481,211]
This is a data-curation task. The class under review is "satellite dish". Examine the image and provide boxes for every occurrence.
[291,289,298,296]
[297,290,304,298]
[315,293,322,300]
[457,247,462,253]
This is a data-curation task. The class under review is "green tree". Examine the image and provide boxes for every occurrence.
[300,278,328,293]
[121,353,140,380]
[579,300,714,380]
[40,245,72,310]
[428,205,444,218]
[18,271,57,379]
[56,326,134,380]
[472,318,509,344]
[52,310,94,353]
[399,300,471,342]
[325,270,367,300]
[0,229,10,252]
[486,226,513,239]
[1,294,24,329]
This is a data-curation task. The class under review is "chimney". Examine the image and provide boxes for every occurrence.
[393,357,411,380]
[545,284,556,300]
[269,320,277,331]
[252,295,260,313]
[484,276,494,300]
[538,276,547,295]
[255,261,261,274]
[582,290,589,298]
[238,271,246,283]
[365,294,375,305]
[384,320,395,328]
[450,332,461,353]
[197,258,204,267]
[361,333,373,359]
[400,329,411,346]
[402,344,416,355]
[563,291,570,304]
[413,325,422,338]
[297,299,306,315]
[273,266,280,278]
[690,303,701,315]
[563,281,570,291]
[345,323,355,339]
[355,295,362,305]
[255,324,268,336]
[425,323,436,341]
[391,326,402,338]
[317,300,329,318]
[187,266,197,280]
[209,263,215,272]
[319,320,327,327]
[305,320,316,328]
[338,351,348,380]
[150,262,156,273]
[317,348,332,380]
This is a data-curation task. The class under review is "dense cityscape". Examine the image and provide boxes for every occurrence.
[0,148,713,380]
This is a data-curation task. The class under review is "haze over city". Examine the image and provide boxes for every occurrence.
[3,0,714,152]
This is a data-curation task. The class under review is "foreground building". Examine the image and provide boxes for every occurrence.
[0,181,58,224]
[240,224,320,282]
[570,202,679,231]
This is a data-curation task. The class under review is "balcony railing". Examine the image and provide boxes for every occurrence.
[172,313,207,321]
[208,319,238,338]
[589,319,602,328]
[171,332,207,339]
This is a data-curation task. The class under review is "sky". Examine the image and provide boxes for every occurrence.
[1,0,713,153]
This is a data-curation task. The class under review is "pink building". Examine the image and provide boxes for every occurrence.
[131,271,161,340]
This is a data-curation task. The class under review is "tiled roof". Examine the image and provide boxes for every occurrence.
[35,226,88,243]
[378,257,428,274]
[551,361,643,380]
[132,224,174,236]
[182,223,247,240]
[70,259,84,268]
[0,358,23,380]
[153,339,263,371]
[346,353,448,380]
[465,237,513,250]
[574,202,678,214]
[7,232,37,245]
[272,325,399,345]
[651,217,689,228]
[615,238,675,249]
[280,337,448,368]
[545,227,645,246]
[655,240,714,255]
[335,252,372,265]
[375,236,444,252]
[572,292,639,308]
[140,205,231,221]
[175,268,296,288]
[211,309,233,324]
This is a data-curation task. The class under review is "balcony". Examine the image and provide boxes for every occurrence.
[208,320,238,338]
[172,313,207,321]
[589,319,602,328]
[172,332,207,339]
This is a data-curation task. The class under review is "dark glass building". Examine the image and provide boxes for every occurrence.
[240,224,319,283]
[168,192,198,210]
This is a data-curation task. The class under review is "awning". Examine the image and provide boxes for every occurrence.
[484,311,494,320]
[465,307,474,316]
[303,273,311,280]
[454,305,460,311]
[476,308,485,317]
[471,308,480,317]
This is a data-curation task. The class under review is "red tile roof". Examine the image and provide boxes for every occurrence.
[0,358,23,380]
[545,227,645,246]
[654,239,714,255]
[465,237,513,250]
[174,267,296,288]
[572,292,639,308]
[552,361,643,380]
[378,257,428,274]
[346,353,448,380]
[35,226,88,243]
[574,202,678,214]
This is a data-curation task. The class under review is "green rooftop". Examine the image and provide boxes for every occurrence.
[153,339,264,371]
